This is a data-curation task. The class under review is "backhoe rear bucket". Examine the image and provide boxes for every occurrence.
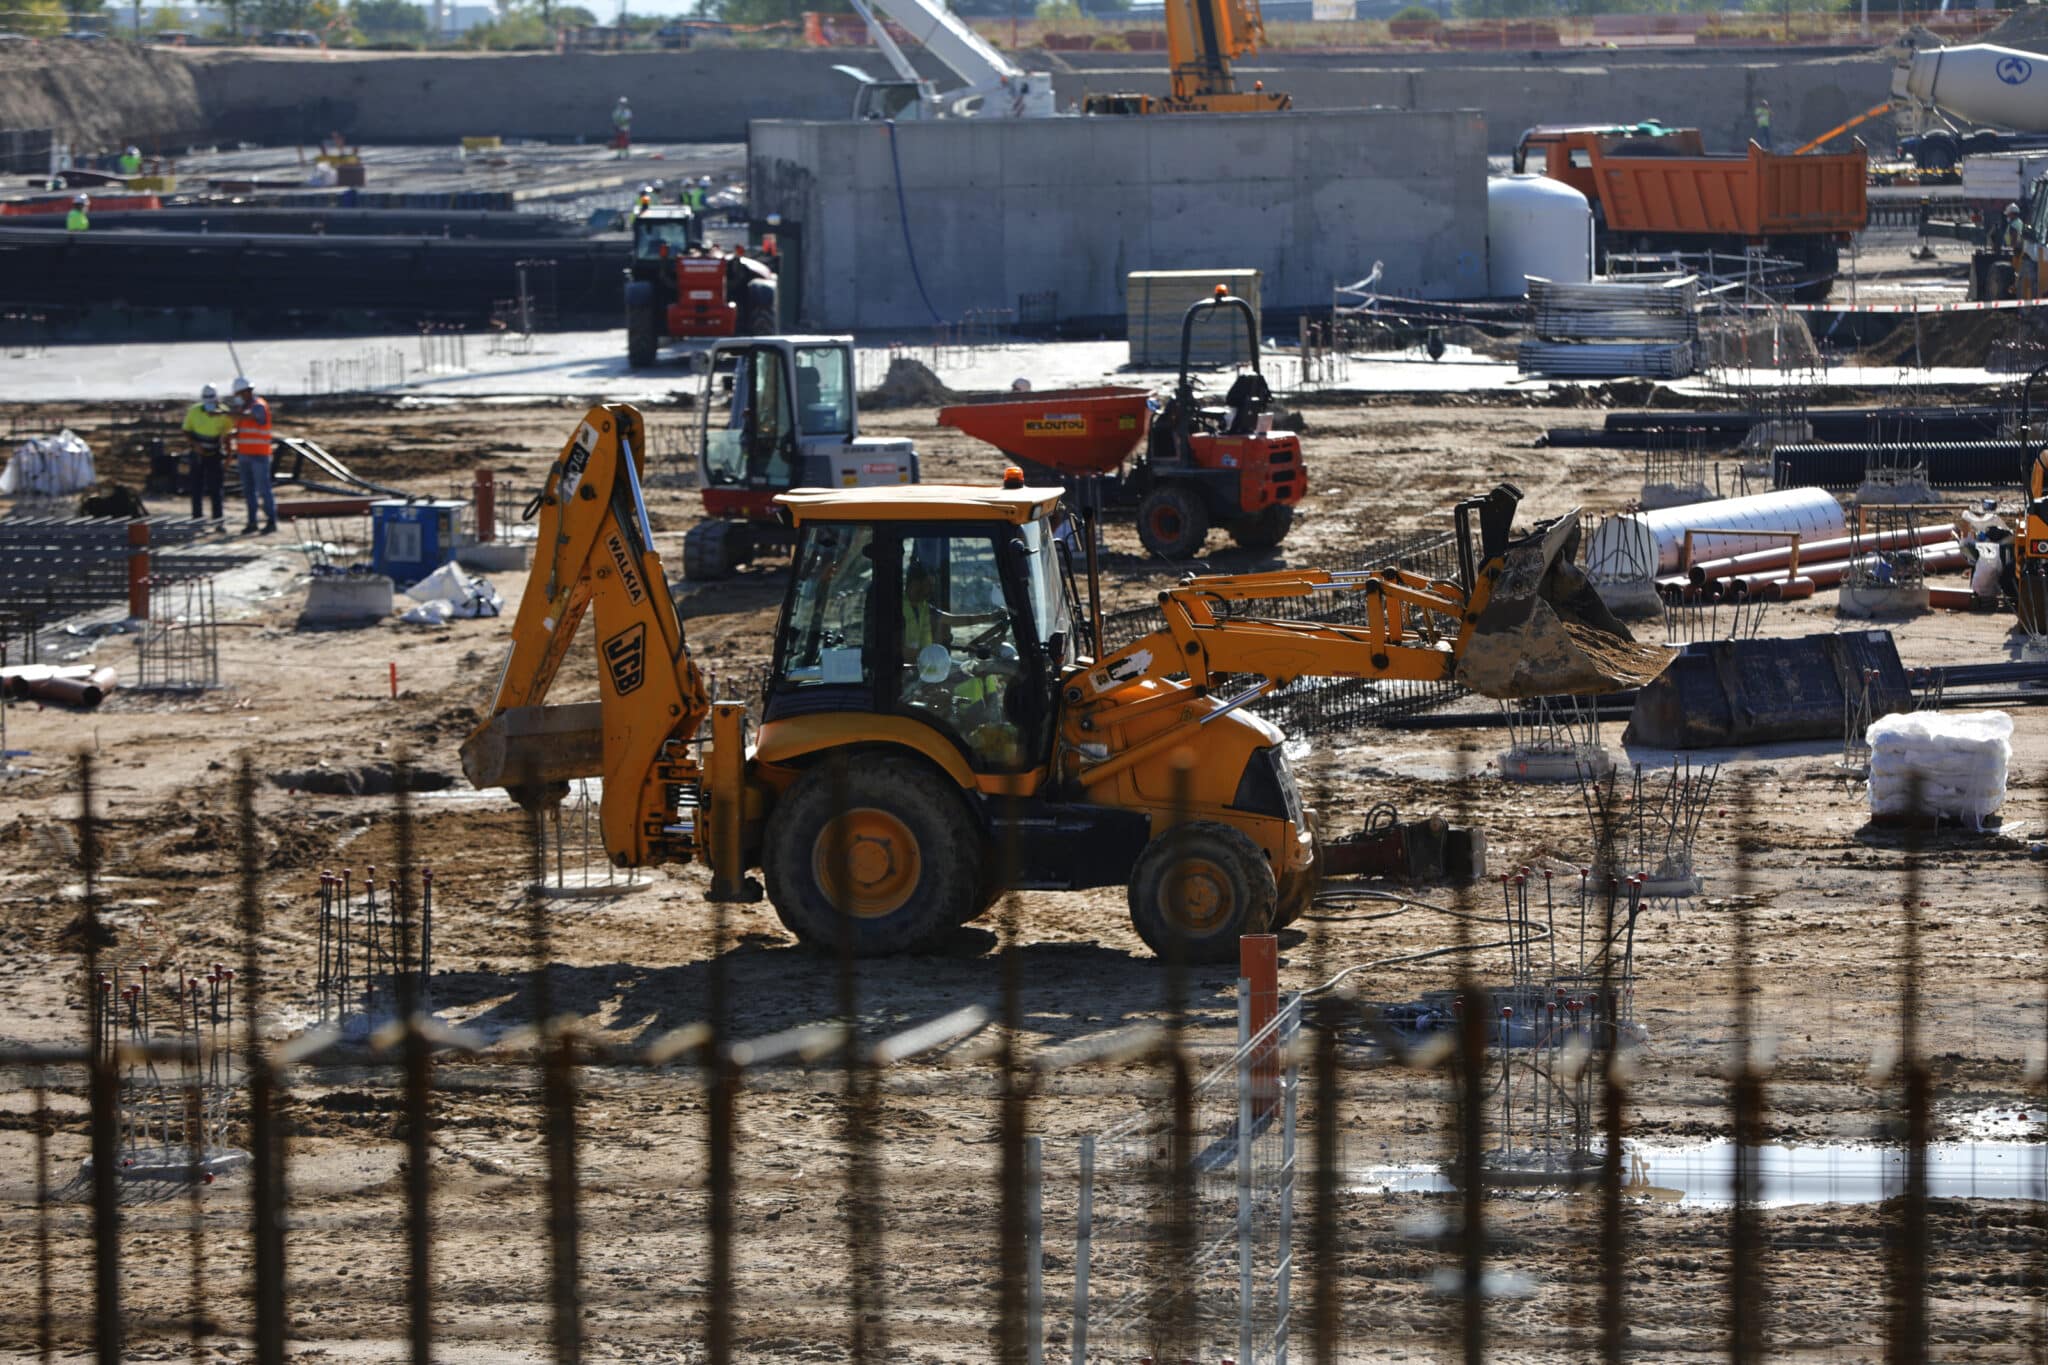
[1453,514,1673,699]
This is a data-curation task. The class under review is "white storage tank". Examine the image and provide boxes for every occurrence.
[1487,173,1593,299]
[1585,487,1843,579]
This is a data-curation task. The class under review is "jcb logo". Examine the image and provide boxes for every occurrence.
[603,623,646,696]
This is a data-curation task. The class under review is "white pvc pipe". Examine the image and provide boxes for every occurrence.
[1585,487,1843,578]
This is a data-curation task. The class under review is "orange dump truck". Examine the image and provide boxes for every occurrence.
[1513,123,1868,301]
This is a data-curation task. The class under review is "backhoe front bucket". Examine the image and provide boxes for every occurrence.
[1452,514,1673,699]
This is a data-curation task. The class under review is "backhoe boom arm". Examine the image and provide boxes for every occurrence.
[461,405,711,867]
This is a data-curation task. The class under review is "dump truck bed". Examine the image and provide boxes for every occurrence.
[1592,142,1867,237]
[1524,129,1868,240]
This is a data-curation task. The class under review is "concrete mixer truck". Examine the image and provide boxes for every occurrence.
[1894,42,2048,169]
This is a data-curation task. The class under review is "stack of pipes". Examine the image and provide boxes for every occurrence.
[1656,523,1970,606]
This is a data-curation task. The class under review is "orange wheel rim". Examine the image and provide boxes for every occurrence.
[1159,856,1233,936]
[814,807,921,919]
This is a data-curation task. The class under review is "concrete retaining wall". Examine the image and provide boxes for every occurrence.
[748,109,1487,332]
[171,47,1893,155]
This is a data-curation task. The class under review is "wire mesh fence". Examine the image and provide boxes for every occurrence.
[0,755,2043,1364]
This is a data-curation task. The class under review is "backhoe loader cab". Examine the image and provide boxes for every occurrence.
[683,337,919,580]
[753,482,1315,960]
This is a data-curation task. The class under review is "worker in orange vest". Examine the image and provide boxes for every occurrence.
[229,376,276,535]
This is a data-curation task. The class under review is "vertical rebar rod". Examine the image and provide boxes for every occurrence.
[1025,1135,1044,1365]
[1450,748,1485,1365]
[1887,780,1929,1365]
[1728,781,1765,1365]
[1311,992,1339,1364]
[998,876,1029,1365]
[80,755,120,1365]
[527,801,581,1365]
[238,757,285,1365]
[706,887,734,1365]
[1070,1135,1092,1365]
[393,766,433,1365]
[33,1065,52,1365]
[185,1077,207,1363]
[828,755,885,1365]
[1596,782,1627,1365]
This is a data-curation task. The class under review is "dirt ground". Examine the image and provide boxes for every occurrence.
[1,390,2044,1361]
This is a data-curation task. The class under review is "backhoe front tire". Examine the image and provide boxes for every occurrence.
[1127,821,1276,964]
[1228,503,1293,551]
[1273,809,1321,930]
[763,755,982,956]
[1136,484,1209,560]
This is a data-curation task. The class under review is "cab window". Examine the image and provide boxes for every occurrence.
[795,346,853,437]
[703,349,793,488]
[776,524,874,689]
[633,216,698,259]
[897,535,1027,770]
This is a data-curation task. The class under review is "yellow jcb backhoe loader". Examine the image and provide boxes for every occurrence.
[462,405,1669,962]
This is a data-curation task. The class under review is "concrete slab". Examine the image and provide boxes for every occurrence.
[2,330,2024,406]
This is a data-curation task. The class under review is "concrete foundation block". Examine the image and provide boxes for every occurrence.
[301,573,394,625]
[1838,583,1929,619]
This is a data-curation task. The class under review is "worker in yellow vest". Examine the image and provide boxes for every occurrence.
[229,376,277,535]
[118,146,141,176]
[65,194,89,232]
[181,383,234,523]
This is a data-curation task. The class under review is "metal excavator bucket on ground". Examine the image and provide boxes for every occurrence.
[1448,488,1673,700]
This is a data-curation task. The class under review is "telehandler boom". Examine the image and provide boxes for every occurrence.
[464,405,1668,962]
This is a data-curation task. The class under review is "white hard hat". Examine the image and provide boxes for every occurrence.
[201,383,218,400]
[126,145,138,155]
[2009,202,2022,215]
[232,375,253,393]
[73,193,88,204]
[617,95,629,102]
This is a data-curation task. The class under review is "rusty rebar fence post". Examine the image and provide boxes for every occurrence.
[998,807,1030,1365]
[80,755,120,1365]
[237,756,285,1365]
[185,1077,208,1362]
[393,764,433,1365]
[1887,777,1929,1365]
[1596,791,1628,1365]
[1728,780,1765,1365]
[1445,748,1486,1365]
[828,754,887,1365]
[706,886,734,1365]
[526,800,581,1365]
[33,1065,53,1364]
[1148,754,1197,1364]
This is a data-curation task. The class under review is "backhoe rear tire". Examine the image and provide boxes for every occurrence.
[1127,821,1276,964]
[1136,484,1208,560]
[683,520,750,580]
[1227,503,1293,551]
[763,755,982,956]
